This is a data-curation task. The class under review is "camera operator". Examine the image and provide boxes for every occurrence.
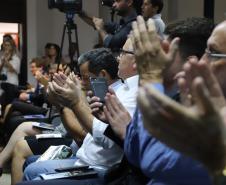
[79,0,141,49]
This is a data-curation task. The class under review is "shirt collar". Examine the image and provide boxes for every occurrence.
[152,14,162,20]
[109,79,123,91]
[123,75,139,89]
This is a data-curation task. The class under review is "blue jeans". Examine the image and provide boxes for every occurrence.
[23,157,77,181]
[23,156,107,183]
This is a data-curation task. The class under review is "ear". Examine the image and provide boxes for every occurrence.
[99,69,107,77]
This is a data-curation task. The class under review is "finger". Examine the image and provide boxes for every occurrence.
[87,91,93,98]
[192,77,217,115]
[174,71,185,80]
[105,95,117,117]
[52,81,65,94]
[103,106,114,124]
[90,102,103,110]
[187,57,200,82]
[167,37,179,62]
[178,77,192,106]
[108,94,122,114]
[137,16,152,51]
[111,94,126,112]
[91,107,100,114]
[198,58,224,98]
[53,75,65,87]
[183,62,193,92]
[132,20,144,53]
[90,96,100,104]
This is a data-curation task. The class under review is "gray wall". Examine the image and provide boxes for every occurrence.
[27,0,99,84]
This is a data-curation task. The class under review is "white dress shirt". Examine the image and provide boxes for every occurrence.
[75,75,139,168]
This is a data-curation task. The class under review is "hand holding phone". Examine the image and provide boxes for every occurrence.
[90,77,108,103]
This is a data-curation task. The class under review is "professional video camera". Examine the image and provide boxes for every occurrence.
[102,0,114,7]
[48,0,82,14]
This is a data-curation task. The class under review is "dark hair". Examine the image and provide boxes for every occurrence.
[150,0,164,14]
[82,48,118,80]
[165,17,215,60]
[30,57,45,68]
[132,0,143,15]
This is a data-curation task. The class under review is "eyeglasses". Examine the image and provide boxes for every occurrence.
[112,48,134,57]
[205,49,226,61]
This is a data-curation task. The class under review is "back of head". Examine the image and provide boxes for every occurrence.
[150,0,164,14]
[165,17,215,60]
[132,0,143,15]
[80,48,118,80]
[30,57,45,68]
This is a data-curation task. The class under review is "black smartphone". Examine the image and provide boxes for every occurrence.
[55,165,90,172]
[90,77,108,103]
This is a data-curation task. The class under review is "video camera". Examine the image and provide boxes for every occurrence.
[102,0,114,7]
[48,0,82,14]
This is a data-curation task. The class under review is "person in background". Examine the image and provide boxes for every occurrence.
[142,0,165,37]
[79,0,142,49]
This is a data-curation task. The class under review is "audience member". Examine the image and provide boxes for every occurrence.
[137,20,226,174]
[103,16,213,184]
[142,0,165,37]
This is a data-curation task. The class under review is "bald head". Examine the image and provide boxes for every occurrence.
[207,21,226,54]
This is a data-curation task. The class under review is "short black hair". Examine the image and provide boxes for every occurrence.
[82,48,118,80]
[165,17,215,60]
[132,0,143,15]
[150,0,164,14]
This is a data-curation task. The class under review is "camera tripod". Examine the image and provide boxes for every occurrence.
[49,13,80,121]
[56,13,80,74]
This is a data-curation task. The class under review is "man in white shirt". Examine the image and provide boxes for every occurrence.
[23,42,138,182]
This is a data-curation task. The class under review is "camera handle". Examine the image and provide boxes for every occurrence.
[110,8,115,22]
[56,13,80,74]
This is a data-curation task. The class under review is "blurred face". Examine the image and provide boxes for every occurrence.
[205,21,226,95]
[48,46,57,57]
[3,41,12,53]
[117,39,136,80]
[80,61,91,91]
[30,63,39,76]
[142,0,156,20]
[113,0,130,16]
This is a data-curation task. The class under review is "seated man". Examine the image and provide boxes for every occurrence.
[17,47,138,184]
[137,19,226,174]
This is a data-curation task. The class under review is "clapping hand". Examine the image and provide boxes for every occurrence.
[130,16,179,84]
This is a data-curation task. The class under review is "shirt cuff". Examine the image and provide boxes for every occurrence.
[92,117,114,148]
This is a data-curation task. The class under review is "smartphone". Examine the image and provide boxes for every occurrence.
[90,77,108,103]
[55,165,90,172]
